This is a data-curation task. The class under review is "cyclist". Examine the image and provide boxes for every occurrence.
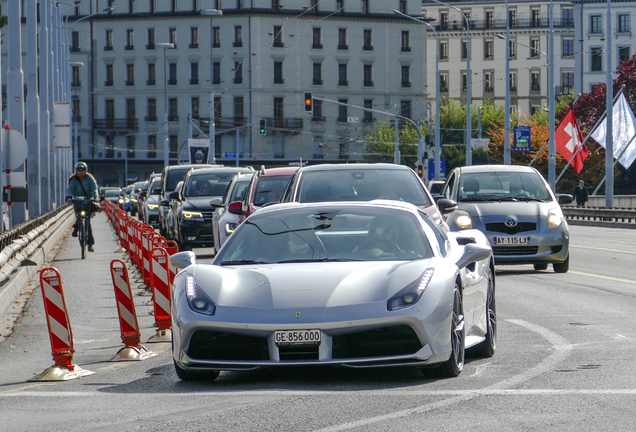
[65,162,99,252]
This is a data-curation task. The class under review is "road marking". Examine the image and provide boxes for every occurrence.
[570,244,636,255]
[569,271,636,285]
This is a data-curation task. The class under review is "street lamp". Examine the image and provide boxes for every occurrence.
[430,0,471,166]
[70,61,84,167]
[201,9,223,163]
[157,42,175,167]
[392,10,441,180]
[503,0,511,166]
[496,33,554,189]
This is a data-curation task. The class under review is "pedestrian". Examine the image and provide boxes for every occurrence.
[65,162,99,252]
[574,180,588,207]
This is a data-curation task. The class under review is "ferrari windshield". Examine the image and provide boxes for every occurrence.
[458,171,552,202]
[297,169,432,206]
[215,206,434,264]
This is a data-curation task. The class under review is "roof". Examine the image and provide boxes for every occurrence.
[253,200,421,218]
[164,164,222,172]
[188,167,255,176]
[258,166,300,177]
[298,163,411,173]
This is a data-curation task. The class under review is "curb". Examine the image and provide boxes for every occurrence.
[566,219,636,229]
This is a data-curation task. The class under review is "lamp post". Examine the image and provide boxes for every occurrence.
[157,42,174,167]
[430,0,471,166]
[503,0,511,165]
[70,61,84,168]
[392,10,441,180]
[201,9,223,164]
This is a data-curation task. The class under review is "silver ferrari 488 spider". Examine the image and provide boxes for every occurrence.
[170,200,496,381]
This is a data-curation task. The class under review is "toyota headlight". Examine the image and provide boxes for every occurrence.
[388,269,434,311]
[225,222,238,235]
[547,208,563,228]
[182,211,204,219]
[148,204,159,210]
[453,210,473,229]
[185,275,216,316]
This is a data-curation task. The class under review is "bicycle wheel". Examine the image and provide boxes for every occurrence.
[79,216,87,259]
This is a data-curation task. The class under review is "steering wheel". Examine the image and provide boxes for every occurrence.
[359,240,402,258]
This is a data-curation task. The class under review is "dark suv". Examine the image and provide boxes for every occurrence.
[158,164,219,236]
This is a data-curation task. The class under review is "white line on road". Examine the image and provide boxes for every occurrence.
[570,244,636,255]
[569,271,636,285]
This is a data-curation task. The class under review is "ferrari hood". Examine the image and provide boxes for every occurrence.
[192,260,436,309]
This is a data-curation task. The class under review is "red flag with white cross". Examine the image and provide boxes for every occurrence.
[555,108,589,173]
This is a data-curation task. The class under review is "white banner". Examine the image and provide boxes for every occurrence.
[590,93,636,169]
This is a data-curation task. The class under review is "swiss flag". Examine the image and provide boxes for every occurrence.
[555,108,589,173]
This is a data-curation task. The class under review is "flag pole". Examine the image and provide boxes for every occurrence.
[592,132,636,195]
[555,85,625,186]
[530,93,582,167]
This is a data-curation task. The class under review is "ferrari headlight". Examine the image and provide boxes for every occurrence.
[185,275,216,316]
[388,269,434,311]
[547,208,563,228]
[148,204,159,210]
[182,211,204,219]
[225,222,238,235]
[454,210,473,230]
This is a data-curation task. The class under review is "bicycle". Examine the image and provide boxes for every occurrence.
[72,197,91,259]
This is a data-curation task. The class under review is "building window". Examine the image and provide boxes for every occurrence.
[190,62,199,85]
[338,99,348,122]
[336,0,344,13]
[563,8,573,26]
[169,98,178,121]
[125,29,134,50]
[485,10,494,28]
[462,72,467,92]
[440,40,448,60]
[147,28,155,49]
[126,64,135,86]
[105,136,115,158]
[272,0,281,10]
[147,63,156,85]
[363,29,373,50]
[509,39,517,59]
[363,64,373,87]
[590,15,602,34]
[531,9,540,27]
[313,63,322,85]
[401,31,410,52]
[273,25,284,47]
[190,27,198,48]
[311,0,319,11]
[214,97,222,121]
[399,0,407,14]
[148,135,157,158]
[509,9,517,27]
[169,135,178,159]
[312,28,322,49]
[362,0,369,14]
[591,47,603,71]
[213,62,221,84]
[213,26,221,47]
[147,98,157,121]
[510,70,517,91]
[234,26,243,47]
[440,72,448,93]
[126,99,136,129]
[338,64,348,86]
[618,14,630,33]
[338,28,348,50]
[105,64,114,86]
[191,97,200,119]
[561,71,574,95]
[71,31,80,51]
[274,61,284,84]
[71,66,80,87]
[531,71,541,91]
[165,28,176,49]
[461,40,468,60]
[484,40,493,59]
[169,63,177,85]
[562,38,574,57]
[484,72,493,92]
[150,0,156,13]
[363,99,373,122]
[400,100,411,120]
[530,38,540,58]
[234,61,243,84]
[313,99,323,120]
[105,29,113,50]
[272,97,282,119]
[440,12,449,30]
[193,0,200,11]
[401,65,411,87]
[314,135,325,158]
[72,98,81,124]
[619,46,631,62]
[171,0,177,12]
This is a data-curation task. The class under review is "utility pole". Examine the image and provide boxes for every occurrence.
[27,0,41,217]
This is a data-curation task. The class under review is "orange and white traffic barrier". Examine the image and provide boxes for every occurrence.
[165,240,179,283]
[28,268,95,382]
[109,260,157,361]
[147,247,172,343]
[141,229,154,289]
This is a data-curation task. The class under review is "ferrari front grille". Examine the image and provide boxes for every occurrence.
[187,330,270,361]
[493,246,539,256]
[485,222,537,234]
[278,344,320,361]
[331,325,422,359]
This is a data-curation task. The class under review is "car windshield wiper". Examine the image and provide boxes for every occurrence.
[515,197,546,202]
[276,258,364,264]
[494,197,546,202]
[459,197,488,202]
[220,259,270,266]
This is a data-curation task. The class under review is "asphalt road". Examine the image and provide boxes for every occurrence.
[1,214,635,431]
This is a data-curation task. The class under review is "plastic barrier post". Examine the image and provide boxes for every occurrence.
[147,247,172,343]
[109,260,157,361]
[115,213,127,253]
[165,240,179,284]
[28,268,95,382]
[141,230,154,291]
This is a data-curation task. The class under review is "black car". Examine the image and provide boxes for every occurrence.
[162,167,254,250]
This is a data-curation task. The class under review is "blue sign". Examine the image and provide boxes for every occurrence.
[428,159,446,181]
[224,152,237,158]
[513,126,531,152]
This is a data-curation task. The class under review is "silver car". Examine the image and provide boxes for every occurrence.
[170,201,495,381]
[440,165,573,272]
[211,172,254,254]
[141,174,162,228]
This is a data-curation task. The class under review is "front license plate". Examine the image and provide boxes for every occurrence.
[493,236,531,245]
[275,330,321,346]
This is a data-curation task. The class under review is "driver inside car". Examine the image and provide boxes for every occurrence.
[354,217,401,258]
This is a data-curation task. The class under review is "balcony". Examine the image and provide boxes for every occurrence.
[363,45,374,51]
[485,86,494,93]
[145,115,158,122]
[440,87,448,93]
[104,45,113,51]
[168,115,179,122]
[312,116,326,123]
[93,118,139,131]
[434,17,574,32]
[147,79,156,86]
[197,117,247,133]
[264,117,304,133]
[556,85,574,96]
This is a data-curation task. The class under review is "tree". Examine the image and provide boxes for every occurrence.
[363,120,421,168]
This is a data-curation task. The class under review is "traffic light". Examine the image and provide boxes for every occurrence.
[304,92,313,113]
[417,164,424,178]
[259,119,267,135]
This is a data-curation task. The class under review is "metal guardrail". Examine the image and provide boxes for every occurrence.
[0,205,71,251]
[562,207,636,228]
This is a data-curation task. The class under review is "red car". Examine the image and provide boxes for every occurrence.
[229,166,299,224]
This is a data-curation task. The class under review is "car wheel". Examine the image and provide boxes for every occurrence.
[174,360,219,382]
[438,284,465,378]
[533,263,548,271]
[470,267,496,358]
[553,254,569,273]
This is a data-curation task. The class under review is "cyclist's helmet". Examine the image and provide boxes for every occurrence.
[75,162,88,171]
